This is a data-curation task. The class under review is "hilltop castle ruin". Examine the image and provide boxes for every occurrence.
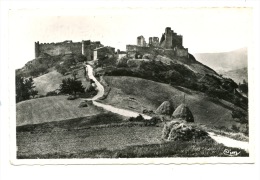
[35,40,104,61]
[127,27,189,58]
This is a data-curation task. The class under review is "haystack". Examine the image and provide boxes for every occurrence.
[162,121,209,141]
[155,101,174,116]
[172,103,194,122]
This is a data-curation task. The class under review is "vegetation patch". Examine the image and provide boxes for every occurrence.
[18,139,248,159]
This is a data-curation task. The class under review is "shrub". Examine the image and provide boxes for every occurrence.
[67,95,77,100]
[144,116,160,126]
[55,64,67,75]
[128,114,144,122]
[46,91,58,96]
[60,78,85,96]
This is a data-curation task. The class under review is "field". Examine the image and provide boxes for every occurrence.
[17,112,248,159]
[102,76,245,130]
[33,68,90,95]
[16,95,103,126]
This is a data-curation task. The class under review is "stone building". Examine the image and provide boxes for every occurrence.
[93,46,115,60]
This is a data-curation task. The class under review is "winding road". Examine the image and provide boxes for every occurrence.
[85,65,249,152]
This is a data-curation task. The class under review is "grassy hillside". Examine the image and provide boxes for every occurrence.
[102,76,246,130]
[16,96,104,126]
[33,68,90,95]
[194,47,247,72]
[155,54,218,76]
[17,114,248,159]
[33,70,63,95]
[17,114,161,158]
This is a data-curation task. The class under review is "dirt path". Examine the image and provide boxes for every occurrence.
[85,64,249,152]
[86,65,105,100]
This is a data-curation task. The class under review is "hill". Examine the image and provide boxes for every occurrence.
[194,47,247,72]
[102,76,247,132]
[221,67,248,84]
[33,68,90,95]
[16,96,104,126]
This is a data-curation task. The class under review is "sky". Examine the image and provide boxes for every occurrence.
[9,7,252,69]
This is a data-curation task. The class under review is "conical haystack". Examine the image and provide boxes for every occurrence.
[172,104,194,122]
[155,101,174,115]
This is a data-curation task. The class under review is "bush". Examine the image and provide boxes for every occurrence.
[67,95,77,100]
[86,84,96,92]
[144,116,160,126]
[117,57,129,67]
[128,114,144,122]
[60,78,85,95]
[46,91,58,97]
[55,64,67,75]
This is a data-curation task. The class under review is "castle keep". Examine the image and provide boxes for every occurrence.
[35,40,103,61]
[126,27,188,58]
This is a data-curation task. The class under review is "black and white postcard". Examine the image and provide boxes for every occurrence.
[6,4,258,165]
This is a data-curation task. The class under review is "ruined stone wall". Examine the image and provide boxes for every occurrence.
[35,40,102,60]
[83,42,102,60]
[160,27,183,49]
[35,41,40,58]
[149,37,159,47]
[94,47,115,60]
[175,47,188,57]
[172,34,183,47]
[38,42,82,56]
[126,45,158,58]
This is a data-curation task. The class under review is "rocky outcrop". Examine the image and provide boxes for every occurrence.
[155,101,174,116]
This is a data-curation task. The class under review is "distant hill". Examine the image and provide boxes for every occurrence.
[194,48,247,72]
[222,67,248,84]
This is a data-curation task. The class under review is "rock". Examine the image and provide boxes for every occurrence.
[155,101,174,115]
[78,101,88,108]
[172,104,194,122]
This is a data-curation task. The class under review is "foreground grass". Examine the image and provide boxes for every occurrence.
[17,113,248,159]
[17,112,127,133]
[18,139,248,159]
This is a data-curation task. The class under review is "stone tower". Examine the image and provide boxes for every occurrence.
[149,37,159,47]
[164,27,173,49]
[137,36,146,47]
[35,41,40,58]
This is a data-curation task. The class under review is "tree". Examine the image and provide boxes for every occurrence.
[16,76,38,102]
[59,78,85,96]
